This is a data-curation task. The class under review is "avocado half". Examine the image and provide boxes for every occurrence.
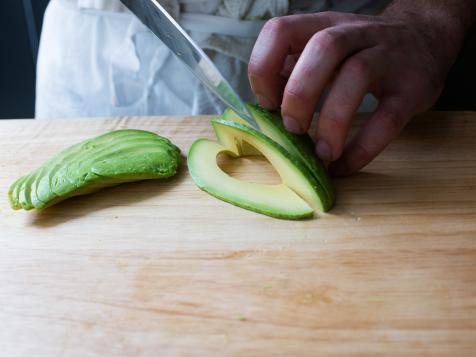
[9,129,181,210]
[188,105,335,220]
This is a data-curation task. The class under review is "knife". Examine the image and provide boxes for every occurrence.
[120,0,259,130]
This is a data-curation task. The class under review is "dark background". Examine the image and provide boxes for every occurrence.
[0,1,474,119]
[0,0,49,119]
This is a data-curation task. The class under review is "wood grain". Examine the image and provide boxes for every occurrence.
[0,113,475,356]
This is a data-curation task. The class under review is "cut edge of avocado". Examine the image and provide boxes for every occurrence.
[188,138,314,220]
[223,104,335,211]
[188,117,332,219]
[212,118,326,211]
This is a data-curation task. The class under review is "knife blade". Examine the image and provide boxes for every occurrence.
[120,0,259,130]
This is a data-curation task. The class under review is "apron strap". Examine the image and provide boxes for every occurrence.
[77,0,265,38]
[180,13,264,38]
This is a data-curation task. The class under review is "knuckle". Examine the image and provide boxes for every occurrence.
[309,11,339,28]
[318,11,343,23]
[325,114,346,133]
[353,142,373,164]
[284,78,312,102]
[315,11,337,24]
[262,17,289,36]
[310,29,344,53]
[378,110,403,134]
[247,61,265,78]
[319,10,334,17]
[345,57,371,80]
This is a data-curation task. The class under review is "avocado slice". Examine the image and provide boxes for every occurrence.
[223,104,335,211]
[34,130,140,207]
[189,139,313,219]
[9,175,29,210]
[188,119,330,219]
[9,129,181,210]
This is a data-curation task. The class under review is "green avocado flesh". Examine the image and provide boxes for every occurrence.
[223,104,335,210]
[188,109,335,220]
[9,129,181,210]
[189,138,313,219]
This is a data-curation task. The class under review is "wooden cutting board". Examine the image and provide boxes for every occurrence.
[1,113,475,356]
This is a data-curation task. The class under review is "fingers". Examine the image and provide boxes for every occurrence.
[280,54,300,79]
[315,48,385,161]
[248,14,335,110]
[281,25,378,134]
[329,96,414,176]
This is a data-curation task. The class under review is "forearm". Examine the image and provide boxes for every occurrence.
[381,0,476,77]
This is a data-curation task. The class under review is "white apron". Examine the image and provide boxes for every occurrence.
[36,0,390,119]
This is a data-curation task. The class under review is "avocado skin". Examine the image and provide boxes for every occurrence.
[9,129,181,210]
[224,104,335,211]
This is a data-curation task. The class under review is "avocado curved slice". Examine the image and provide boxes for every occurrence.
[9,129,181,210]
[188,138,313,220]
[223,104,335,211]
[188,119,330,219]
[213,119,326,211]
[9,175,29,210]
[18,169,41,210]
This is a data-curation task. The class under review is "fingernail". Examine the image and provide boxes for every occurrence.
[283,116,303,134]
[315,140,333,161]
[256,95,274,110]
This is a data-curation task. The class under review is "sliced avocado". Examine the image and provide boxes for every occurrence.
[213,119,326,211]
[9,175,28,210]
[189,139,313,219]
[223,104,335,210]
[35,130,144,206]
[9,129,181,210]
[18,170,40,210]
[50,131,154,197]
[188,119,329,219]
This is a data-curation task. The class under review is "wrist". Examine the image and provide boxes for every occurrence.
[381,1,475,76]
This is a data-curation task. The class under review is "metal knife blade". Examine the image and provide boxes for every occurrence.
[120,0,259,130]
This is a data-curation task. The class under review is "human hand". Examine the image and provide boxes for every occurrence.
[248,4,471,175]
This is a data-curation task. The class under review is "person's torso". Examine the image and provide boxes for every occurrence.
[37,0,390,118]
[74,0,390,18]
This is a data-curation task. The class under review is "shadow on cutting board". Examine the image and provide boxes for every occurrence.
[29,161,188,228]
